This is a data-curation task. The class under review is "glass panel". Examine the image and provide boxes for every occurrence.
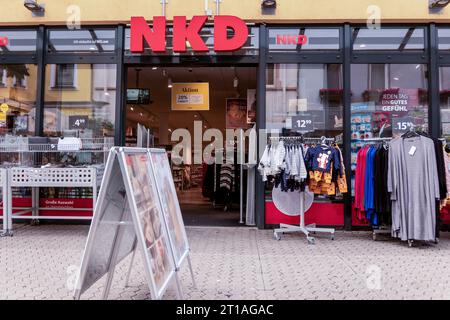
[438,28,450,51]
[0,64,37,135]
[265,63,344,203]
[439,66,450,139]
[0,30,37,53]
[350,64,428,223]
[124,26,259,56]
[47,29,115,53]
[353,28,425,51]
[44,64,116,138]
[268,28,340,52]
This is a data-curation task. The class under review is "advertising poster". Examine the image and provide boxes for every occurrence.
[150,150,189,265]
[246,89,256,124]
[124,153,173,291]
[226,98,248,129]
[171,82,209,111]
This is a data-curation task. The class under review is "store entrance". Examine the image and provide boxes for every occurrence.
[125,66,257,226]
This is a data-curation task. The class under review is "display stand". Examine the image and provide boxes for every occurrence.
[7,166,102,234]
[0,137,113,235]
[272,136,336,244]
[74,148,195,300]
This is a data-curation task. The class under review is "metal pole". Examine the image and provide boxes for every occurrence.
[124,240,137,287]
[187,254,197,289]
[215,0,221,15]
[161,0,168,17]
[299,191,305,229]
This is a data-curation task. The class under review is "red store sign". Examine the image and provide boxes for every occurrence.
[0,36,8,46]
[275,34,308,45]
[130,15,249,53]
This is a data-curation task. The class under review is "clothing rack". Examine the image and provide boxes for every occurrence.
[272,135,335,244]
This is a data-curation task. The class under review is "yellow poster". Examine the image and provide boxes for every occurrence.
[171,83,209,111]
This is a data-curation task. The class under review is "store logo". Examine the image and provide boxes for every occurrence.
[130,15,249,53]
[0,36,8,46]
[276,34,308,45]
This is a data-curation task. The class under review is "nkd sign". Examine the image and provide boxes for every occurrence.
[130,15,249,53]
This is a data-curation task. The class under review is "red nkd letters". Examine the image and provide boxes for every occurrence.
[130,15,249,53]
[0,37,8,46]
[276,34,308,45]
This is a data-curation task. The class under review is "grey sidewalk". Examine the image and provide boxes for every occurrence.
[0,224,449,300]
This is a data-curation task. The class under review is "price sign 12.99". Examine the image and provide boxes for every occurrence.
[292,115,313,132]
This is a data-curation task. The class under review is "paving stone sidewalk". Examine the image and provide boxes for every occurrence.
[0,224,449,300]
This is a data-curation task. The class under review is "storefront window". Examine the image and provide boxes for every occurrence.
[265,63,344,200]
[353,27,425,51]
[350,63,428,194]
[268,28,340,52]
[47,29,115,53]
[0,64,37,136]
[0,30,37,53]
[439,66,450,140]
[438,28,450,51]
[43,64,116,138]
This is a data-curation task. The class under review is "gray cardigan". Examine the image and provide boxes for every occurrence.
[387,136,439,241]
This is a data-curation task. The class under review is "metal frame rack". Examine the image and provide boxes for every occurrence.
[0,169,9,236]
[0,137,113,235]
[272,136,336,244]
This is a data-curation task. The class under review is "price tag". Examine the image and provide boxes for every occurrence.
[392,116,414,135]
[292,115,313,132]
[69,115,89,130]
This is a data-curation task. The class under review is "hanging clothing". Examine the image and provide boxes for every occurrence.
[373,145,390,226]
[388,136,439,242]
[354,146,369,220]
[219,164,235,191]
[364,146,377,226]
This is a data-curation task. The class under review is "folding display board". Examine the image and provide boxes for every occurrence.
[73,147,189,300]
[148,149,190,267]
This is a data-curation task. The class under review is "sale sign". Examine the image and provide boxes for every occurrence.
[171,83,209,111]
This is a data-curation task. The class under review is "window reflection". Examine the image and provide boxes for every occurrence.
[350,64,428,194]
[353,28,425,51]
[0,64,37,136]
[44,64,116,138]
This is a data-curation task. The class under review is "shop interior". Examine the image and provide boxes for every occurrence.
[125,66,257,226]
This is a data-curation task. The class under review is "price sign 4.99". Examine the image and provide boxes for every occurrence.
[69,115,89,130]
[292,115,313,132]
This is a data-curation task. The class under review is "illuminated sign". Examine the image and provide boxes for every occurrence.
[130,15,249,53]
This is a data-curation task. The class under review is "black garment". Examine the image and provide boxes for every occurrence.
[373,145,391,226]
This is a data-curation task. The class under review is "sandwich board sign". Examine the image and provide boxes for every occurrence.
[73,147,194,300]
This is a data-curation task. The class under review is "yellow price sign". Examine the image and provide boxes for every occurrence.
[0,103,9,113]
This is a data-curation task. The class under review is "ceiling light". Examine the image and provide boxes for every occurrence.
[233,76,239,88]
[140,112,143,116]
[429,0,450,8]
[168,77,173,88]
[359,44,367,48]
[23,0,45,16]
[261,0,277,9]
[393,77,399,81]
[416,64,421,69]
[104,91,110,96]
[152,66,157,70]
[130,106,134,111]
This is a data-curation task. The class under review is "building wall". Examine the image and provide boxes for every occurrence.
[2,0,450,25]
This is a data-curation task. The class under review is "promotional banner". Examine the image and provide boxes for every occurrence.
[171,83,209,111]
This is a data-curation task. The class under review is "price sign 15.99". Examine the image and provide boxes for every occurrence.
[392,116,414,135]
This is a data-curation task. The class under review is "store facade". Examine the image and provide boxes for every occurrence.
[2,0,450,230]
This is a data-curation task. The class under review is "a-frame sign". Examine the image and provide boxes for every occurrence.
[73,147,195,300]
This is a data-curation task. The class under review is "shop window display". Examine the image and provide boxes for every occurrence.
[43,64,116,139]
[350,63,429,224]
[265,63,344,205]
